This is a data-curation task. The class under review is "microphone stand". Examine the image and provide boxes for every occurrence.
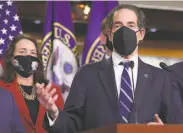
[130,61,138,124]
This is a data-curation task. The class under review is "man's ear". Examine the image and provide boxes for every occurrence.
[100,33,106,45]
[100,33,103,41]
[139,28,146,40]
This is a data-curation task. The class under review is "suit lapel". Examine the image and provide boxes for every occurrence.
[35,104,45,128]
[5,81,34,127]
[132,59,152,115]
[98,57,120,122]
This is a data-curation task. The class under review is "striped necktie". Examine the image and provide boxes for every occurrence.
[119,61,133,123]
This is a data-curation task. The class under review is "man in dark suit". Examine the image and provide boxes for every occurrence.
[35,4,183,133]
[0,87,25,133]
[168,62,183,104]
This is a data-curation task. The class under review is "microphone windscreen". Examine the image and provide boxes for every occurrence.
[159,62,168,69]
[130,61,135,69]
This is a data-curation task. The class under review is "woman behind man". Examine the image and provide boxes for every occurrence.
[0,34,64,133]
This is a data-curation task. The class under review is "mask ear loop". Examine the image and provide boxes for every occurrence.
[135,28,143,47]
[105,34,114,52]
[136,28,141,33]
[107,32,115,52]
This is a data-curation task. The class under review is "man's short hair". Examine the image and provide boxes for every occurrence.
[107,4,146,31]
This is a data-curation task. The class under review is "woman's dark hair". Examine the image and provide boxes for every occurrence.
[3,34,45,84]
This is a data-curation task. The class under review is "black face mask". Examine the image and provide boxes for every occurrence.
[113,26,140,56]
[12,55,39,78]
[105,35,113,52]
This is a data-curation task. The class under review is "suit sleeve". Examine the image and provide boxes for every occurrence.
[161,71,183,124]
[169,63,183,105]
[43,68,86,133]
[10,92,26,133]
[169,71,183,124]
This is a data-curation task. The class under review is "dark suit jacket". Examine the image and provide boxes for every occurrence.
[0,87,25,133]
[0,80,64,133]
[168,61,183,104]
[44,58,183,133]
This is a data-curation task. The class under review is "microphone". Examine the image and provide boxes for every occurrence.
[159,62,170,72]
[130,61,138,124]
[130,61,135,69]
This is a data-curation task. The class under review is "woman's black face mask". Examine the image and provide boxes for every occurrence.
[12,55,39,78]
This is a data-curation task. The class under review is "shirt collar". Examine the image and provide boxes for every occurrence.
[112,51,138,67]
